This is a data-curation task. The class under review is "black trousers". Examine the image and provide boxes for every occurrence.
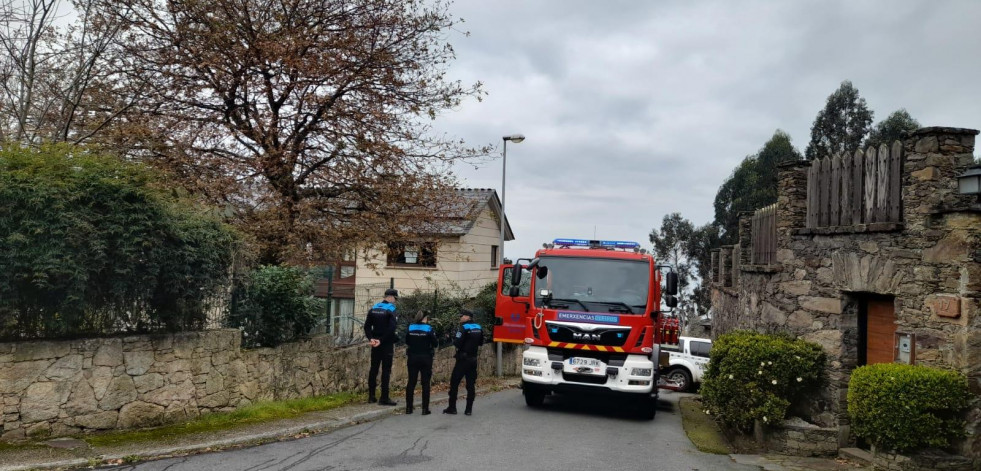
[368,343,394,400]
[447,356,478,411]
[405,354,433,410]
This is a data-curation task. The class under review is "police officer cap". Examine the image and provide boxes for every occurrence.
[459,309,475,318]
[384,288,399,298]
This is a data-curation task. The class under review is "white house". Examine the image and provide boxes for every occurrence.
[352,188,514,314]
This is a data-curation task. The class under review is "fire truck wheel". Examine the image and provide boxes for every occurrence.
[639,397,656,420]
[523,387,546,407]
[666,367,693,393]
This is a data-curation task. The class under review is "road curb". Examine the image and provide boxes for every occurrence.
[0,383,517,471]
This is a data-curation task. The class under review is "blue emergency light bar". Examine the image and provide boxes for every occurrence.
[553,238,641,249]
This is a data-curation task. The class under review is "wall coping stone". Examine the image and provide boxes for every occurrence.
[931,206,981,216]
[793,223,904,236]
[777,160,811,169]
[714,285,739,297]
[740,265,783,274]
[909,127,979,137]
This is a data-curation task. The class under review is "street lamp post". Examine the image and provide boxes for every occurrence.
[497,133,524,377]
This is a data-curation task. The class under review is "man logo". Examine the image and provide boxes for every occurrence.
[572,332,601,342]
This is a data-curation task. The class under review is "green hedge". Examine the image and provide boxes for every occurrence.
[393,281,497,347]
[226,266,326,348]
[848,363,971,452]
[700,331,826,432]
[0,144,239,339]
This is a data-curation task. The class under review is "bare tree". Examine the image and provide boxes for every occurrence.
[0,0,60,142]
[96,0,487,263]
[0,0,128,144]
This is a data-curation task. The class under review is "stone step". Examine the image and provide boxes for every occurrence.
[839,447,873,465]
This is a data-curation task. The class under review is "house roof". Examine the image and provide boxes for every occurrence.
[434,188,514,241]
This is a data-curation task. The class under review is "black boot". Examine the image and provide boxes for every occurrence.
[421,409,431,415]
[442,407,457,415]
[379,398,397,406]
[368,396,377,404]
[405,406,413,414]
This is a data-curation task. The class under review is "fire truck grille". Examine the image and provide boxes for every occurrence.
[545,322,630,347]
[562,372,608,385]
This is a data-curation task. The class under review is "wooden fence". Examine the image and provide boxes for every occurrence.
[751,204,777,265]
[805,140,903,228]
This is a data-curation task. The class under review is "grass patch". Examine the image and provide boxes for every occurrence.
[0,441,42,453]
[679,396,733,455]
[86,392,362,447]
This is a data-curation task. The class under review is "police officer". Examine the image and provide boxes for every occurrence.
[443,309,483,416]
[404,310,437,415]
[363,288,399,406]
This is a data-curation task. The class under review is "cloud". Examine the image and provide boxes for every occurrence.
[433,0,981,259]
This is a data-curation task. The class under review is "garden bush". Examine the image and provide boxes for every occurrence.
[0,144,239,339]
[700,331,825,432]
[226,265,326,348]
[393,281,497,347]
[848,363,971,452]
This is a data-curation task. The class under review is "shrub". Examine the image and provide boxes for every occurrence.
[0,144,239,339]
[700,331,825,432]
[848,363,971,452]
[393,281,497,347]
[226,265,326,348]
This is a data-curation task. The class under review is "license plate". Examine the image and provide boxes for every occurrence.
[568,357,602,367]
[566,357,604,375]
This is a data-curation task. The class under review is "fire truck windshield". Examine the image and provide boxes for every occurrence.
[533,256,650,314]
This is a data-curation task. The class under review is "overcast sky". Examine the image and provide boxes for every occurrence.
[432,0,981,259]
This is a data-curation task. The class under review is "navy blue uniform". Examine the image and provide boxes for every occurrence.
[363,301,397,402]
[404,323,437,413]
[446,322,484,414]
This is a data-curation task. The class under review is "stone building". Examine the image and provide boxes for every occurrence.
[710,126,981,461]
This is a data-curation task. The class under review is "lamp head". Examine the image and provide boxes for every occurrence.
[957,165,981,195]
[503,134,525,143]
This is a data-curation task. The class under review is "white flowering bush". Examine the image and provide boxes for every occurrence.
[700,331,825,432]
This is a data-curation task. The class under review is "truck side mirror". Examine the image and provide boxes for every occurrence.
[665,295,678,308]
[510,265,522,286]
[666,272,679,296]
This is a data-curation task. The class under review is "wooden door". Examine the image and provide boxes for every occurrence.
[866,298,896,365]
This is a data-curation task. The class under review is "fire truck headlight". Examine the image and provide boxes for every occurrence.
[524,369,543,377]
[641,347,653,353]
[631,368,653,377]
[523,358,541,367]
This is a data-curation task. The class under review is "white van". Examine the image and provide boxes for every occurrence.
[662,336,711,392]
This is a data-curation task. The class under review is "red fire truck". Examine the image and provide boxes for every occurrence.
[493,238,680,420]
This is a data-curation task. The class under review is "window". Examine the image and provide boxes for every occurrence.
[689,341,711,358]
[328,299,355,338]
[339,266,355,279]
[491,245,499,268]
[662,339,685,352]
[531,256,650,314]
[386,242,437,267]
[500,266,531,296]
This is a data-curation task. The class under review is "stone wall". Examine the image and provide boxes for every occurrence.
[710,126,981,462]
[870,448,975,471]
[765,419,839,457]
[0,330,521,440]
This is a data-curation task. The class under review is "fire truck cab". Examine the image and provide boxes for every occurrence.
[493,238,679,420]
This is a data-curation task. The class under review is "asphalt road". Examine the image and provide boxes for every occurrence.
[117,390,756,471]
